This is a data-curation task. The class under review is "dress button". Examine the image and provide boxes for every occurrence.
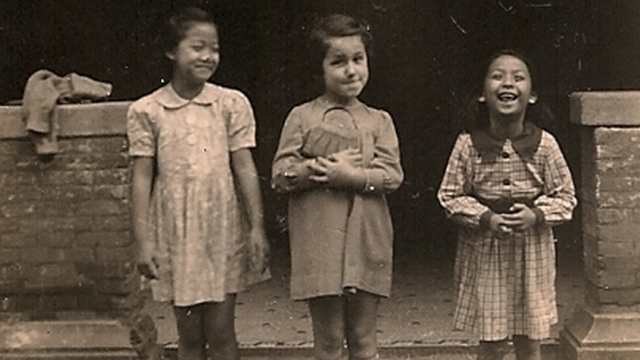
[501,151,510,159]
[502,178,511,186]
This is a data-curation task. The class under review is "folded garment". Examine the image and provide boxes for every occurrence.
[21,69,112,155]
[300,107,362,158]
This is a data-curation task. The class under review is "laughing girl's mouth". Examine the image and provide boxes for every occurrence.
[498,93,517,102]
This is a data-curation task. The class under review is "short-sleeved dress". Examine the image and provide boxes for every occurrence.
[437,122,577,341]
[272,98,404,300]
[127,83,269,306]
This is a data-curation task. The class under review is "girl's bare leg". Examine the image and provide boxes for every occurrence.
[477,339,510,360]
[203,294,239,360]
[345,291,379,360]
[513,335,541,360]
[174,304,206,360]
[308,295,346,360]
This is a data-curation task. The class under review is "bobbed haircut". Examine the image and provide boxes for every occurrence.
[158,7,216,54]
[307,14,372,77]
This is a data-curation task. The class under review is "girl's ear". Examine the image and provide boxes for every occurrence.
[165,51,176,61]
[528,93,538,104]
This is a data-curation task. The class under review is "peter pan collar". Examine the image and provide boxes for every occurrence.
[155,83,215,109]
[470,121,542,162]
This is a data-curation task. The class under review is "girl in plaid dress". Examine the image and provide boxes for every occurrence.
[437,49,577,360]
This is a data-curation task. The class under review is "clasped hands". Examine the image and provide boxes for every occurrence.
[305,148,366,189]
[489,203,538,239]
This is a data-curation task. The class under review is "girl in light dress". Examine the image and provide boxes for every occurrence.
[128,7,269,360]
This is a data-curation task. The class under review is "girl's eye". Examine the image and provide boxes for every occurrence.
[331,59,347,66]
[515,75,525,82]
[490,73,503,81]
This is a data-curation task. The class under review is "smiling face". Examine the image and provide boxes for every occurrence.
[322,35,369,105]
[482,54,536,121]
[166,22,219,88]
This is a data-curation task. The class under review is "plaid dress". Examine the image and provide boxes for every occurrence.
[437,123,576,341]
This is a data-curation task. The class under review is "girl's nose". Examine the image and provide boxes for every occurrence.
[202,49,217,62]
[502,76,515,87]
[345,61,356,75]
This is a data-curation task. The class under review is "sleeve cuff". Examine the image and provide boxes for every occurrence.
[479,209,496,229]
[362,170,385,193]
[532,207,546,225]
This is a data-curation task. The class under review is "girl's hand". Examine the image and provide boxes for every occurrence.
[308,154,366,189]
[328,148,362,168]
[489,213,513,239]
[501,203,538,232]
[137,240,159,280]
[274,158,321,192]
[248,227,270,275]
[289,158,320,179]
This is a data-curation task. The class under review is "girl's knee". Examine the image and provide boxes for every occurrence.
[174,305,206,351]
[347,333,377,360]
[347,325,377,360]
[204,314,237,348]
[314,329,344,357]
[176,324,206,357]
[313,323,344,360]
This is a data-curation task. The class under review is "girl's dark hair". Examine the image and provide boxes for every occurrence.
[457,48,555,133]
[158,7,216,54]
[307,14,372,80]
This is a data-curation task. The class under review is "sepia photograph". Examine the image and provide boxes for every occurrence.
[1,1,639,359]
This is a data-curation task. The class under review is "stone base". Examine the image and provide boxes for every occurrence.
[0,319,159,359]
[560,308,640,360]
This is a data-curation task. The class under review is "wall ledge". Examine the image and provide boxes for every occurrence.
[571,91,640,126]
[0,102,131,139]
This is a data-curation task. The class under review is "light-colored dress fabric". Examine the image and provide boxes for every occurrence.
[272,98,403,300]
[437,128,576,340]
[127,83,268,306]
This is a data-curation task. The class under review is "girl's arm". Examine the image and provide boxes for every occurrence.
[437,134,495,228]
[231,148,269,273]
[363,111,404,193]
[130,156,157,279]
[534,134,578,226]
[272,108,320,193]
[307,111,404,194]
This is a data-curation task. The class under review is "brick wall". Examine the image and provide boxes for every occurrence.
[581,128,640,311]
[572,92,640,313]
[0,102,140,320]
[560,91,640,359]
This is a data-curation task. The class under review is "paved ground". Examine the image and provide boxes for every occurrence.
[144,230,584,359]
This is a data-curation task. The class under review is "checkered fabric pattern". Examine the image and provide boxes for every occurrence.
[437,131,576,341]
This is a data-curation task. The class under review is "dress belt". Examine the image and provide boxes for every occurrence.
[475,195,539,213]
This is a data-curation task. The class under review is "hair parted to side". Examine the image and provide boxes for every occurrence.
[158,7,216,54]
[307,14,372,78]
[457,48,555,133]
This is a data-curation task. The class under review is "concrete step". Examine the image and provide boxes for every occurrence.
[161,342,561,360]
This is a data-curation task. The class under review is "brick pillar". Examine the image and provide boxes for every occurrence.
[0,103,159,359]
[560,92,640,359]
